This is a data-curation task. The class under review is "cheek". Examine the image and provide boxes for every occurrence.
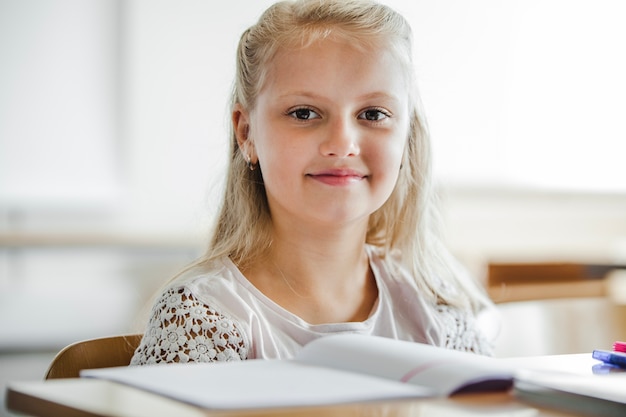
[371,137,405,174]
[368,137,407,199]
[256,135,293,169]
[254,133,303,188]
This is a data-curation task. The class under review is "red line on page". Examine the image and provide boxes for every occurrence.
[400,361,449,383]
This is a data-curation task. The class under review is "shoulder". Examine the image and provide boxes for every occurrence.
[367,246,428,297]
[166,257,250,309]
[367,246,496,355]
[435,303,496,356]
[130,262,251,365]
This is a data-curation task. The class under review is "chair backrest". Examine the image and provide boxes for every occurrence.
[487,262,612,303]
[45,334,143,379]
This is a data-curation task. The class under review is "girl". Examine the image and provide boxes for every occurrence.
[131,0,495,366]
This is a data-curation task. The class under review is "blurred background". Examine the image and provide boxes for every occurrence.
[1,0,626,413]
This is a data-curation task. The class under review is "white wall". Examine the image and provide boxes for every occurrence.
[0,0,119,209]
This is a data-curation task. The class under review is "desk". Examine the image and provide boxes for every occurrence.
[6,378,577,417]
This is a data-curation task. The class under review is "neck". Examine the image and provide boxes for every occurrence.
[269,218,369,289]
[241,219,377,324]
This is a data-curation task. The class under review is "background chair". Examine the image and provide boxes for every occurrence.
[486,262,622,303]
[45,334,143,379]
[486,262,626,357]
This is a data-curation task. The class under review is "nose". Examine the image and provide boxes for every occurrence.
[319,115,360,158]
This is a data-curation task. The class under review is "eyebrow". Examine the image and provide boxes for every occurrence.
[357,92,401,102]
[279,91,401,103]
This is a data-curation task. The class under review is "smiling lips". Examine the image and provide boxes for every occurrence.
[307,169,366,186]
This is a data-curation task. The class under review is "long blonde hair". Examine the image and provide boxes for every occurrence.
[198,0,491,311]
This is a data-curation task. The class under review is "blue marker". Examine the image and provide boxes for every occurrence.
[592,349,626,369]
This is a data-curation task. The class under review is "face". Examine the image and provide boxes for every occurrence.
[234,39,410,231]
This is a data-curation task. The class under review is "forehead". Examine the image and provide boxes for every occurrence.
[260,38,410,101]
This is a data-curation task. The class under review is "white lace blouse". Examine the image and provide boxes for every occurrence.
[130,247,493,366]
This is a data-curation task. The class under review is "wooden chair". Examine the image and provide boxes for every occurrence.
[486,262,622,303]
[487,262,626,357]
[45,334,143,379]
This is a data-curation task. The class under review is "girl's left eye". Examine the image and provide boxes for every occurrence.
[358,109,390,121]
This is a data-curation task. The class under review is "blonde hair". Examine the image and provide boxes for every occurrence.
[199,0,491,311]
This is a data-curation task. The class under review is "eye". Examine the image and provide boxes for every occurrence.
[287,107,320,120]
[358,108,390,122]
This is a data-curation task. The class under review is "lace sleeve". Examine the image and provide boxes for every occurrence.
[436,304,494,356]
[130,286,249,365]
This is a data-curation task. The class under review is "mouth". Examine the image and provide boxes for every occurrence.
[307,168,367,186]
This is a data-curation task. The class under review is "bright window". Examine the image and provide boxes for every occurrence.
[390,0,626,193]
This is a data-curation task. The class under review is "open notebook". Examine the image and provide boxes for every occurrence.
[82,334,513,410]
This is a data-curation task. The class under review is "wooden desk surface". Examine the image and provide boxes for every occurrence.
[6,378,576,417]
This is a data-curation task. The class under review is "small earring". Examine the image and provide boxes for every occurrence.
[246,154,257,171]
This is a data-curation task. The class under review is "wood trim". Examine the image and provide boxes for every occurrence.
[488,280,607,303]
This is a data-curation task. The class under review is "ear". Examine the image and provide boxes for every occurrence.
[232,103,255,161]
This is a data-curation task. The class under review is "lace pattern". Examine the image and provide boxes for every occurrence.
[436,304,494,356]
[130,286,248,365]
